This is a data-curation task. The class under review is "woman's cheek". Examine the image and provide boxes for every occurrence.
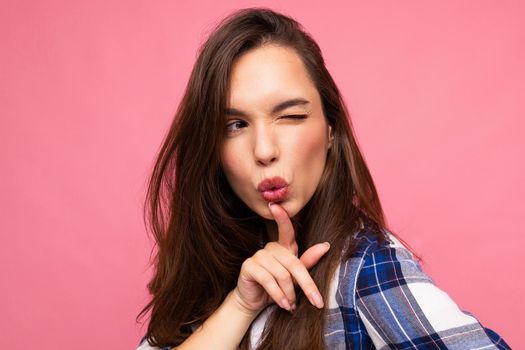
[296,128,328,195]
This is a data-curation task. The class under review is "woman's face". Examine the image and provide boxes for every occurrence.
[220,44,332,221]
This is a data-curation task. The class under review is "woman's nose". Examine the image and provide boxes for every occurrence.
[253,125,279,166]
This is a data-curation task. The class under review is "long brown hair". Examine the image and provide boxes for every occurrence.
[137,7,420,349]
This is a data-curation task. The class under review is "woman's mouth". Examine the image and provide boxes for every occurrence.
[260,186,289,202]
[257,176,290,202]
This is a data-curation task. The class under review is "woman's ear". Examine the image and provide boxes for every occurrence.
[328,125,334,149]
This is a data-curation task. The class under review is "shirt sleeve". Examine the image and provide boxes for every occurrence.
[354,238,511,349]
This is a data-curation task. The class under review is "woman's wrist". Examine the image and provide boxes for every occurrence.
[174,289,261,349]
[228,288,263,320]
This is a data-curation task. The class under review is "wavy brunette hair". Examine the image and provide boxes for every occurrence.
[137,7,419,349]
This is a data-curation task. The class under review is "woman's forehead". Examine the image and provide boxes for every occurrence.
[227,45,318,111]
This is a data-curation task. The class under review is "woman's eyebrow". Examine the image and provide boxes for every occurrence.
[225,97,311,116]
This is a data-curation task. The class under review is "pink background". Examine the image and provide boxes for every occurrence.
[1,1,523,348]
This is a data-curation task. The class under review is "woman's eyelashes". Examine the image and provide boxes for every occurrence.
[226,120,248,134]
[226,115,308,135]
[280,114,307,120]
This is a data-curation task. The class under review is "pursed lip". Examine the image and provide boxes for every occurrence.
[257,176,290,202]
[257,176,289,192]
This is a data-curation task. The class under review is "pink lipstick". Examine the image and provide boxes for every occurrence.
[257,176,289,202]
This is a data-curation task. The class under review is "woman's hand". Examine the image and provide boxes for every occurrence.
[232,202,331,315]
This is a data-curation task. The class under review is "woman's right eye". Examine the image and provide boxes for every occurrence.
[226,120,247,134]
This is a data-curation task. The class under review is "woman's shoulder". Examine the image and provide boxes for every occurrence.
[323,216,407,347]
[340,215,415,269]
[331,216,511,350]
[347,218,436,306]
[331,216,416,307]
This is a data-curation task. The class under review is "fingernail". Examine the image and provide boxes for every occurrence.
[323,242,331,249]
[309,291,324,309]
[280,297,291,311]
[290,302,296,311]
[268,202,274,209]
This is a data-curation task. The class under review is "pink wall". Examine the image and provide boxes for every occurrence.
[1,1,523,348]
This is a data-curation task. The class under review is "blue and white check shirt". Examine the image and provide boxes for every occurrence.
[318,218,510,349]
[138,218,511,349]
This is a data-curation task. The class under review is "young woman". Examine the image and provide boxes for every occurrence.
[136,7,510,350]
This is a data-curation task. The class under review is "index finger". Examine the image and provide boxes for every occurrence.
[268,202,298,255]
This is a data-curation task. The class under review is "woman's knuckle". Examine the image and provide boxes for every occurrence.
[290,260,304,274]
[305,284,319,296]
[241,258,250,268]
[256,249,270,261]
[275,271,291,284]
[265,241,277,250]
[260,274,274,285]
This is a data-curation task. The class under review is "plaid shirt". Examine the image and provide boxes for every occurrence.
[137,217,511,349]
[318,217,511,349]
